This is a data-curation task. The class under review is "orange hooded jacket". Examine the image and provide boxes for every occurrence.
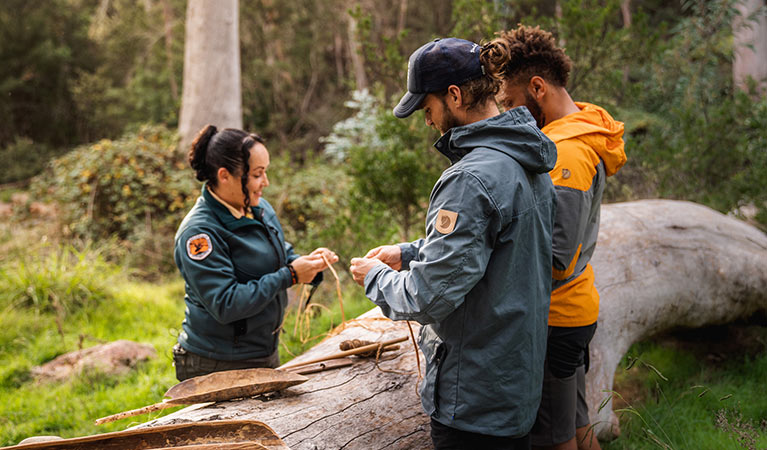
[542,102,626,327]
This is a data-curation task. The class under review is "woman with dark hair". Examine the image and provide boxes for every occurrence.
[172,124,338,381]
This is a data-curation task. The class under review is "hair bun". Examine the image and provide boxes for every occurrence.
[188,124,218,182]
[479,40,511,79]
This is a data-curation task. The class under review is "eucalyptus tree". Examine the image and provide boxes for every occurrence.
[178,0,242,150]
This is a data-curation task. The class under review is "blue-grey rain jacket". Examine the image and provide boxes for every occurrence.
[364,107,557,437]
[174,185,298,361]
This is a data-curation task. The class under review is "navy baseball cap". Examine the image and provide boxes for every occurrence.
[393,38,484,118]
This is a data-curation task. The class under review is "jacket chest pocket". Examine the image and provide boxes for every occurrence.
[230,231,280,281]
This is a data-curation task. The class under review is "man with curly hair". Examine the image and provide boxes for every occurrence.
[481,25,627,450]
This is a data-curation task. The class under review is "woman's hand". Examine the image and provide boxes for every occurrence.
[290,248,338,284]
[290,255,326,283]
[310,247,339,268]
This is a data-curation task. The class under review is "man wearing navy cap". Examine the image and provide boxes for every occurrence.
[351,38,558,449]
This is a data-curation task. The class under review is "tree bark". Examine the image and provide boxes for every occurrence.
[178,0,242,151]
[347,12,368,91]
[587,200,767,438]
[733,0,767,96]
[162,0,179,102]
[621,0,631,86]
[142,312,430,449]
[141,200,767,447]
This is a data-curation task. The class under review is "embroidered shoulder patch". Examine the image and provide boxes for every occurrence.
[186,233,213,260]
[435,209,458,235]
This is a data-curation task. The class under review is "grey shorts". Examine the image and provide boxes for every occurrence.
[530,323,596,446]
[172,343,280,381]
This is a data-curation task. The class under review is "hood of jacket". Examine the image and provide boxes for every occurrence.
[434,107,557,174]
[542,102,626,176]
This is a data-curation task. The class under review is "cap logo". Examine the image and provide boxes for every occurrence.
[470,44,479,53]
[187,233,212,260]
[562,168,571,179]
[435,209,458,234]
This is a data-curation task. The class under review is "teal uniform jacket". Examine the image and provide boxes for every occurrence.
[174,185,297,361]
[364,108,557,437]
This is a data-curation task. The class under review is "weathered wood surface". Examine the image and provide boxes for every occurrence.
[589,200,767,438]
[1,421,288,450]
[141,313,430,450]
[142,199,767,445]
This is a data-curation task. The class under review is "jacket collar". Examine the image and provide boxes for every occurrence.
[433,129,470,164]
[432,108,556,174]
[202,183,265,231]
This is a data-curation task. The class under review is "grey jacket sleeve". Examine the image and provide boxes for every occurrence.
[551,185,593,281]
[364,170,498,324]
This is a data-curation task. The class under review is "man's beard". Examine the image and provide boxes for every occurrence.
[438,97,463,134]
[524,90,546,129]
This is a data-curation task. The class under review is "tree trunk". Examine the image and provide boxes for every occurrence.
[396,0,408,36]
[141,200,767,447]
[162,0,179,102]
[178,0,242,151]
[621,0,631,86]
[347,12,368,91]
[733,0,767,96]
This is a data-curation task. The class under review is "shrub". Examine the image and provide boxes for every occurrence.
[32,125,197,275]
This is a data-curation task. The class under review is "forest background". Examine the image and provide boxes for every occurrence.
[1,0,767,448]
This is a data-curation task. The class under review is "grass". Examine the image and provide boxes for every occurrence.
[603,324,767,450]
[0,277,185,445]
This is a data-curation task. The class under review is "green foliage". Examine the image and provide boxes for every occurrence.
[0,245,119,315]
[0,137,56,185]
[450,0,512,43]
[323,90,445,242]
[0,0,184,150]
[0,0,99,147]
[621,0,767,223]
[266,154,360,257]
[31,125,195,276]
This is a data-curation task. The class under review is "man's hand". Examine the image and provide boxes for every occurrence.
[350,257,385,286]
[364,245,402,271]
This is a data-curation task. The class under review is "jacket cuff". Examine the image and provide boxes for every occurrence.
[278,266,294,289]
[363,262,389,291]
[398,243,417,270]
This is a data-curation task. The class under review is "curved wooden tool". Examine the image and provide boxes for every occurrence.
[165,368,307,404]
[95,369,307,425]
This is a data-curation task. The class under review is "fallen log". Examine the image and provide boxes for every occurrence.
[140,199,767,447]
[588,200,767,439]
[141,314,430,449]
